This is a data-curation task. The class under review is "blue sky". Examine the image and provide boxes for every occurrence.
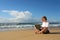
[0,0,60,23]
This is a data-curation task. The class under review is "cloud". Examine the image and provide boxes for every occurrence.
[2,10,32,18]
[1,10,39,23]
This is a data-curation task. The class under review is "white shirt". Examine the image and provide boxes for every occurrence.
[41,22,49,27]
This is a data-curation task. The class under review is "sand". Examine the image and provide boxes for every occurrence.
[0,28,60,40]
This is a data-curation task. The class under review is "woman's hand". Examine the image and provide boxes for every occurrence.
[38,31,43,34]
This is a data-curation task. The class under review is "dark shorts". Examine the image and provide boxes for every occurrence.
[39,29,50,34]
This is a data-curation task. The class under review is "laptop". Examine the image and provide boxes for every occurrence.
[35,24,41,30]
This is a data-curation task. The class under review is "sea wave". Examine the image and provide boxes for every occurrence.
[0,24,60,28]
[0,24,60,31]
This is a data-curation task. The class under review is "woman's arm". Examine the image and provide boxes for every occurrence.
[41,27,48,32]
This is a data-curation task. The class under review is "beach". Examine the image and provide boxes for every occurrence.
[0,27,60,40]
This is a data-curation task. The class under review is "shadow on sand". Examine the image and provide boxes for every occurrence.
[50,32,60,34]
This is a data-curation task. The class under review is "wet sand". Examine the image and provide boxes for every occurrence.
[0,28,60,40]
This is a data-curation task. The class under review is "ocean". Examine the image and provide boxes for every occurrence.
[0,23,60,31]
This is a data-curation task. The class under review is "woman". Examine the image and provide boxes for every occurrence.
[35,16,50,34]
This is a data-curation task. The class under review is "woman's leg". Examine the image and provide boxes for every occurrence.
[35,29,40,34]
[43,30,50,34]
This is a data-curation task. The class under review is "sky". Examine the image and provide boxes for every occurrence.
[0,0,60,23]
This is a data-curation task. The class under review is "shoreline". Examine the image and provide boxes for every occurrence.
[0,27,60,32]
